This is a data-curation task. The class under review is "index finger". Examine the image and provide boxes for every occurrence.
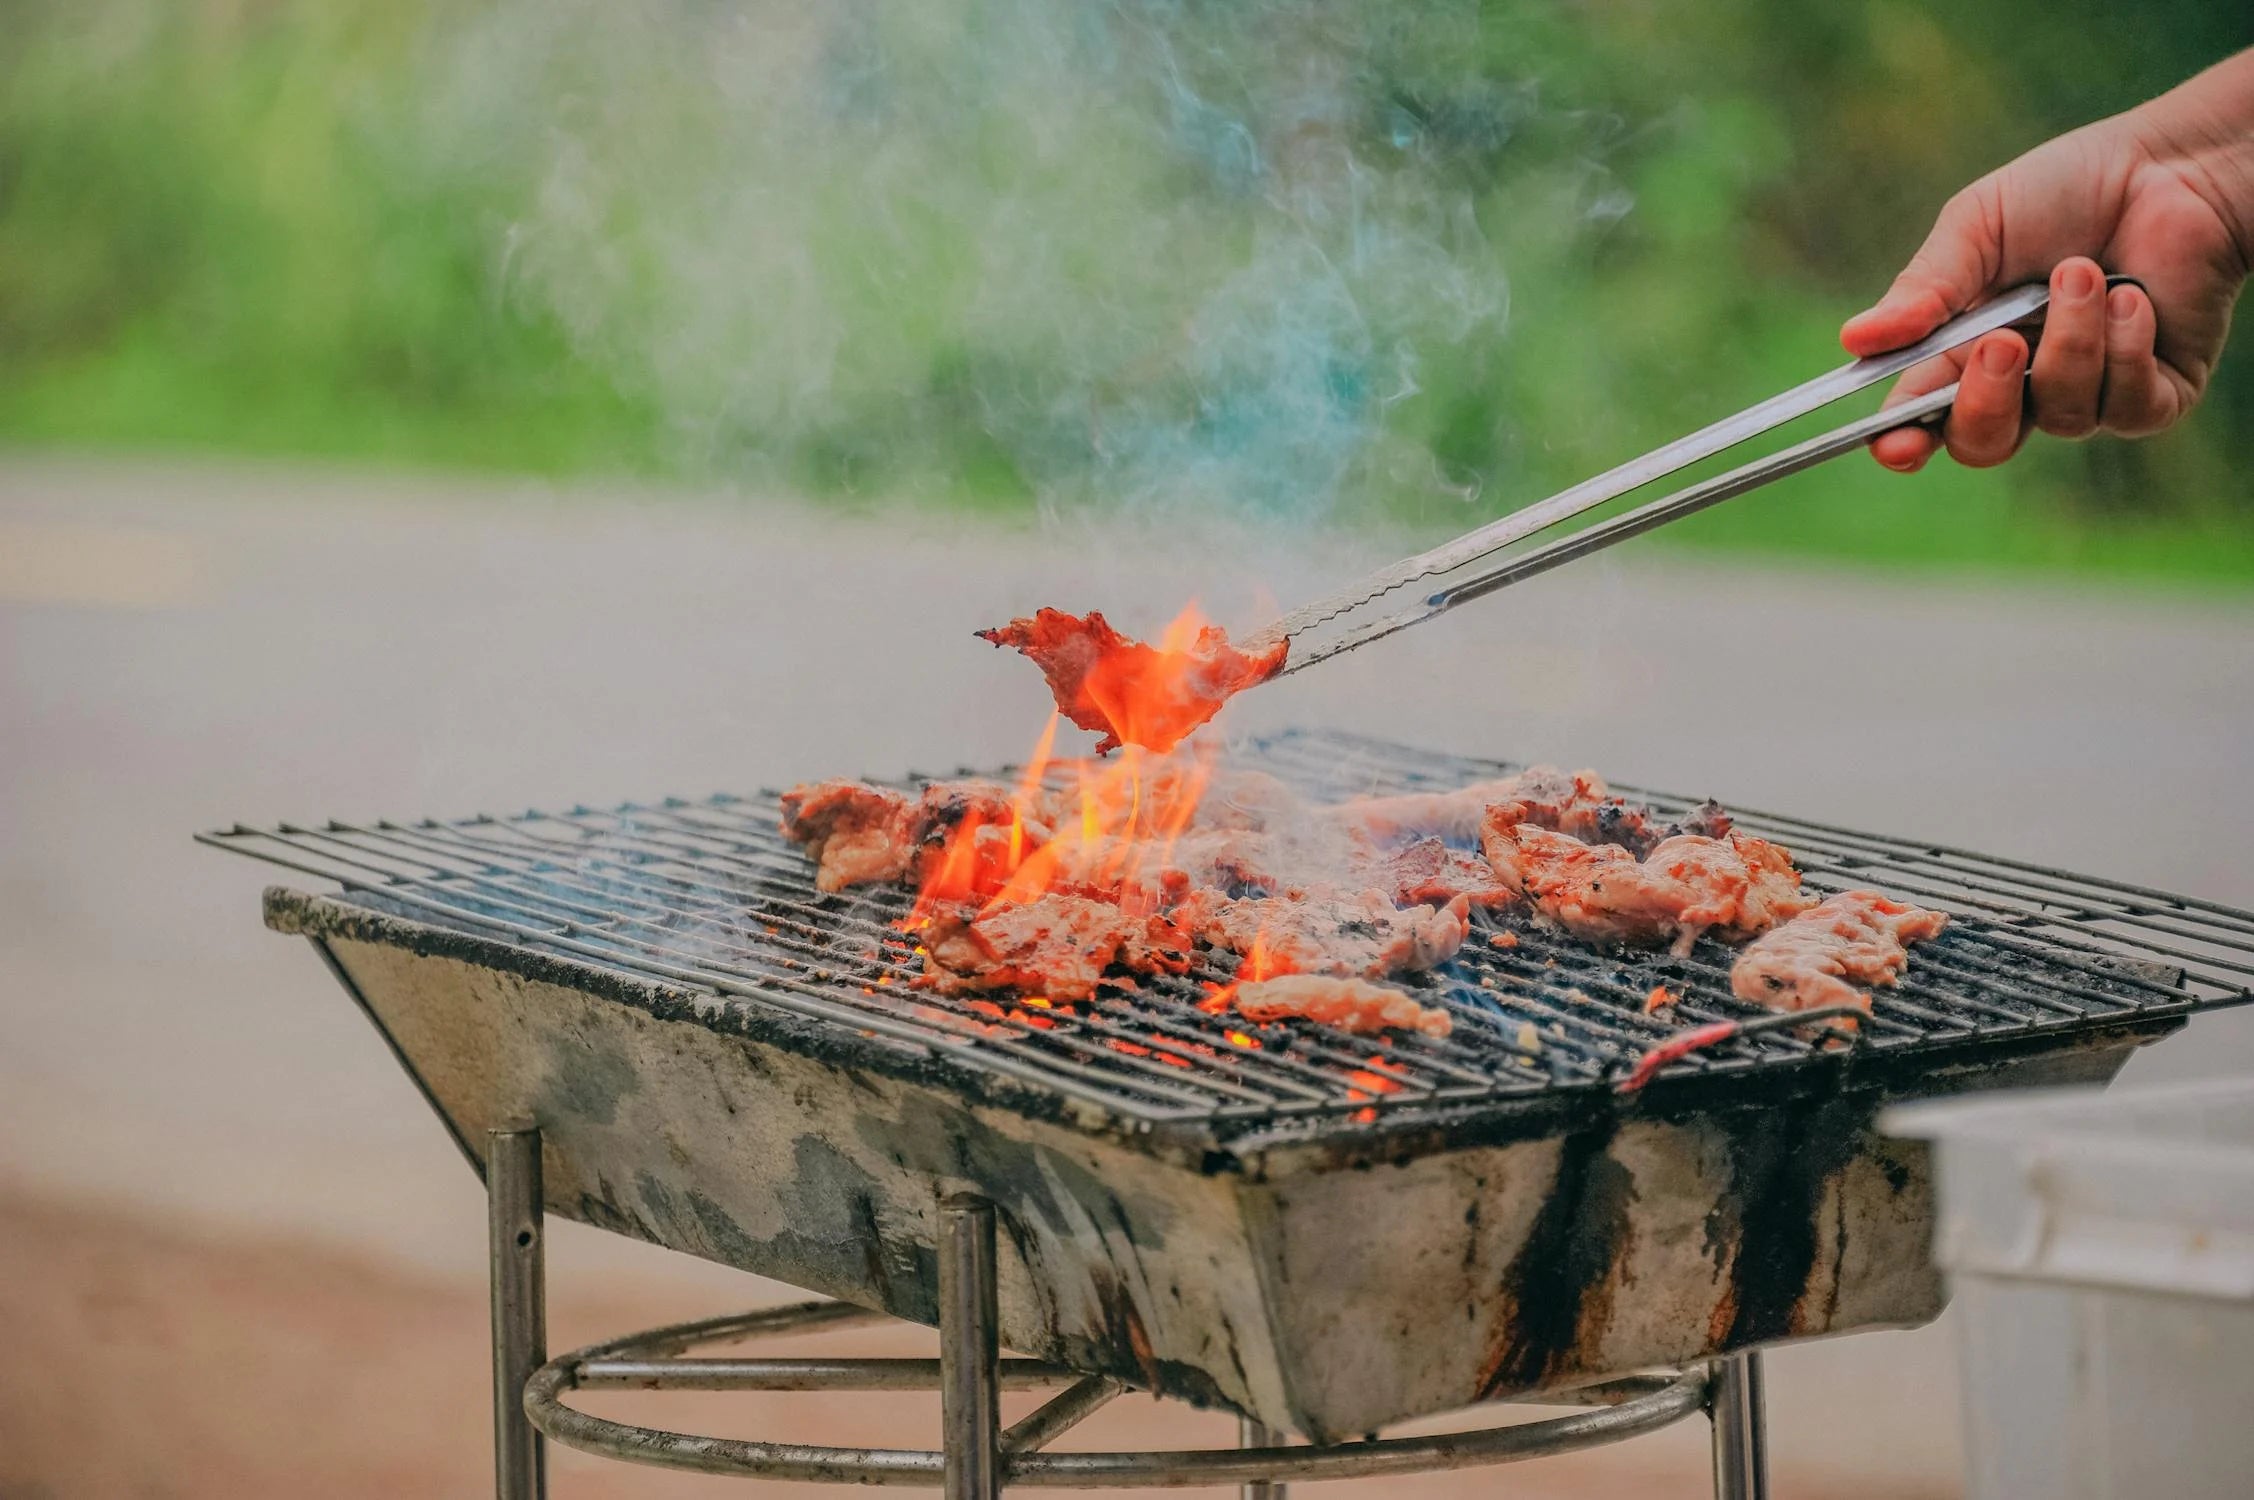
[1842,182,2005,358]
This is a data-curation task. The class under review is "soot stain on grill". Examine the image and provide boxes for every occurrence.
[631,1171,755,1266]
[578,1183,640,1242]
[534,1030,640,1126]
[855,1093,1216,1396]
[1710,1094,1866,1345]
[1480,1120,1636,1394]
[858,1094,1178,1245]
[621,1133,943,1324]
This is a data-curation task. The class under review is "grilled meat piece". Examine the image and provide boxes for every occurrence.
[978,609,1287,755]
[1666,799,1735,841]
[779,780,917,893]
[1229,975,1452,1038]
[1662,832,1812,936]
[920,895,1192,1002]
[1182,886,1471,979]
[1337,765,1662,850]
[908,780,1033,897]
[1381,837,1516,909]
[917,779,1020,837]
[1487,766,1665,852]
[1731,891,1950,1013]
[1456,790,1723,867]
[793,760,1751,1009]
[1192,768,1306,831]
[1317,776,1526,842]
[781,778,1035,895]
[1157,828,1286,892]
[1488,825,1814,954]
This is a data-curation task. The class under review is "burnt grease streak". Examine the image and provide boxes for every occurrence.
[1480,1121,1636,1395]
[1713,1094,1867,1344]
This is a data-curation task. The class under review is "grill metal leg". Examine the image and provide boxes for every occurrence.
[940,1197,1002,1500]
[1238,1415,1288,1500]
[1708,1350,1769,1500]
[488,1126,547,1500]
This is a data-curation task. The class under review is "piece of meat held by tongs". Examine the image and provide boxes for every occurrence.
[1233,275,2144,679]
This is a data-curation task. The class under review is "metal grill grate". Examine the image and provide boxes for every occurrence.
[203,729,2254,1130]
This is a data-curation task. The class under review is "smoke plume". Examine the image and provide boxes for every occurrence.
[424,0,1628,527]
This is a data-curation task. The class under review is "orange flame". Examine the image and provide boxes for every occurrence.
[905,609,1234,927]
[1010,713,1059,870]
[1069,602,1274,755]
[1199,924,1293,1015]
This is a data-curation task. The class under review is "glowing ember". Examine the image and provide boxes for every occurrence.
[977,605,1286,755]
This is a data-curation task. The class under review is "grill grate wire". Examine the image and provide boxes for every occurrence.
[202,729,2254,1127]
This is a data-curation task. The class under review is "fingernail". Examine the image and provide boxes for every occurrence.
[1980,339,2020,375]
[2108,286,2140,323]
[2061,261,2100,300]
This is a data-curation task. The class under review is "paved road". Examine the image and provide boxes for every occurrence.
[5,456,2252,1494]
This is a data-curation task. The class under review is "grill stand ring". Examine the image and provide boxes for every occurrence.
[494,1128,1759,1494]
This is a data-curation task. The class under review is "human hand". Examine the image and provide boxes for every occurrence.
[1841,52,2254,472]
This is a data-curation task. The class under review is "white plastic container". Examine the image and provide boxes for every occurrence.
[1885,1078,2254,1500]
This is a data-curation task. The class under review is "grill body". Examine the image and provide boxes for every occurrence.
[276,888,2125,1439]
[226,731,2254,1440]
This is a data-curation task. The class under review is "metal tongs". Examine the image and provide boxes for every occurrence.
[1244,277,2131,675]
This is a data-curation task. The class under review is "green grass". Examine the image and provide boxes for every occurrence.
[0,329,656,477]
[2,0,2249,588]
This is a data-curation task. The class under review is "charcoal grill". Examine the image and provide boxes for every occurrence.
[204,728,2254,1498]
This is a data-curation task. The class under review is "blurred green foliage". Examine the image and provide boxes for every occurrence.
[1,0,2249,581]
[0,2,656,473]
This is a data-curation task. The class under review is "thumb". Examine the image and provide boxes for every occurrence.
[1841,181,2002,357]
